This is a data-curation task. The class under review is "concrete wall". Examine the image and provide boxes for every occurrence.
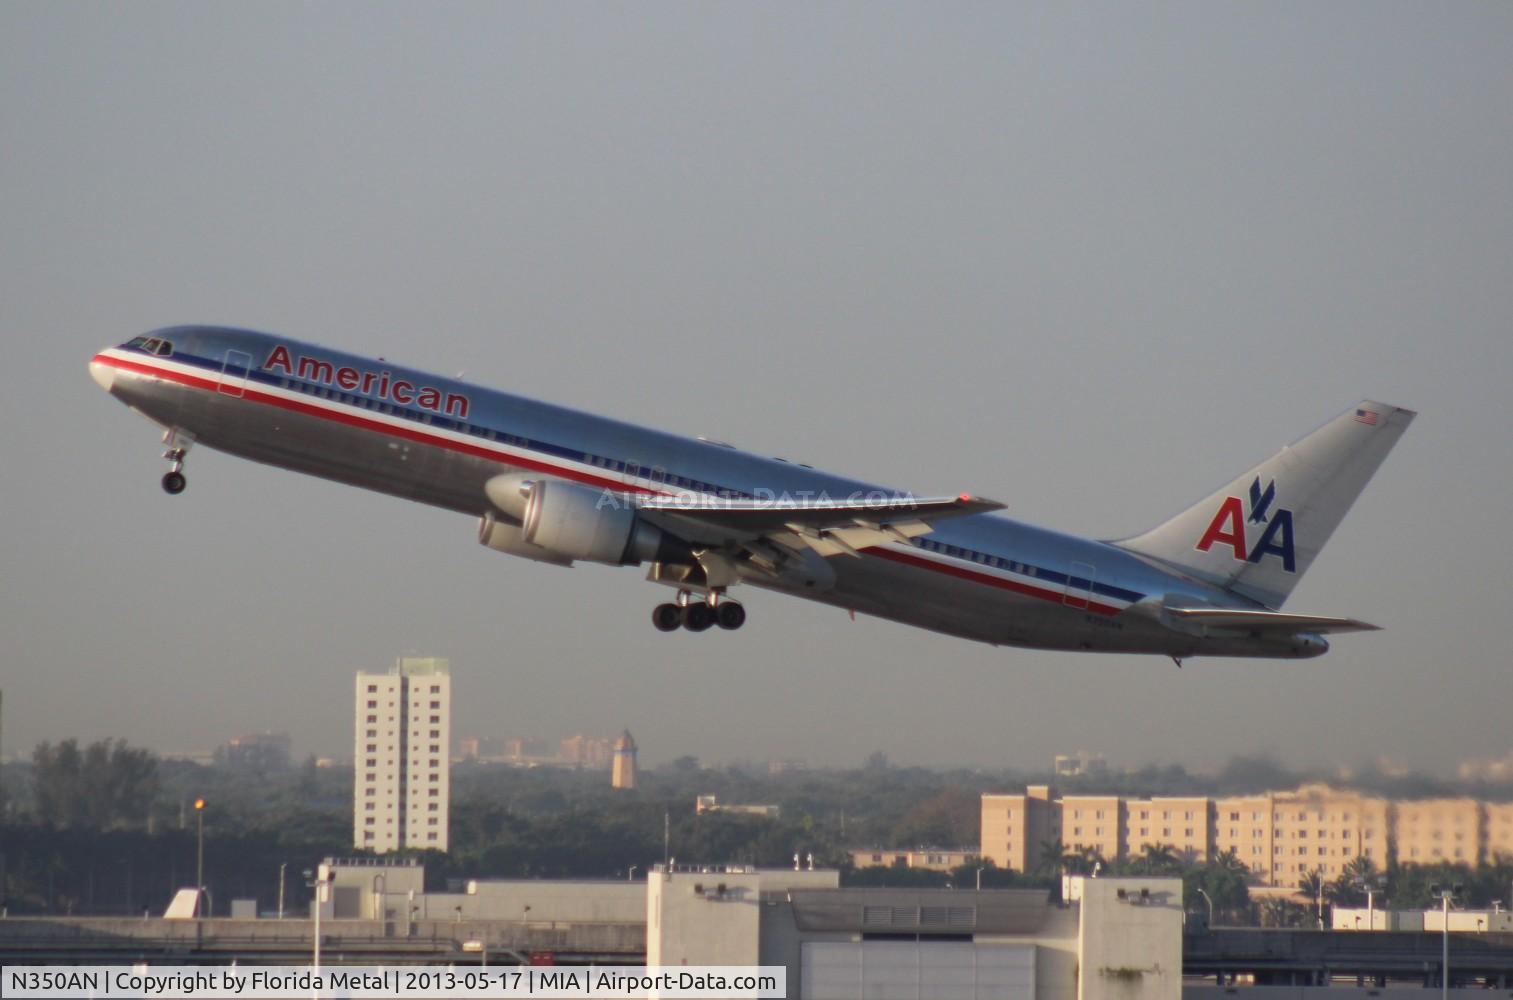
[978,904,1081,1000]
[0,915,644,960]
[647,868,839,968]
[800,941,1036,1000]
[447,880,644,923]
[1071,877,1182,1000]
[648,870,762,967]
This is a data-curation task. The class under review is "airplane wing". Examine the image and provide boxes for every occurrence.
[635,493,1004,557]
[1164,608,1380,634]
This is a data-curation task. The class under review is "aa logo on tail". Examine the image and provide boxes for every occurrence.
[1195,477,1296,572]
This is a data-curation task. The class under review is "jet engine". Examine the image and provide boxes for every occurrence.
[520,478,669,565]
[477,512,574,567]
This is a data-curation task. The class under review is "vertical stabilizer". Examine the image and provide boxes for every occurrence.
[1113,401,1415,608]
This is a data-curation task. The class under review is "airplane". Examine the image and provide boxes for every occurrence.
[89,327,1414,661]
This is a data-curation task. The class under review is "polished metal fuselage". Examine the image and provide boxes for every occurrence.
[92,326,1321,658]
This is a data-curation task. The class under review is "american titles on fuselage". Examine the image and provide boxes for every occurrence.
[262,344,470,420]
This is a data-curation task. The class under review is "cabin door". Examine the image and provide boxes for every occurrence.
[219,349,253,397]
[1063,561,1096,611]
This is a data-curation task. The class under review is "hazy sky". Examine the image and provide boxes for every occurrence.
[3,2,1510,774]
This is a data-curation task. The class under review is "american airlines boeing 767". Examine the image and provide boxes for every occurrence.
[90,327,1413,661]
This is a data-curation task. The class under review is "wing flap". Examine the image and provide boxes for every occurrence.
[635,493,1003,552]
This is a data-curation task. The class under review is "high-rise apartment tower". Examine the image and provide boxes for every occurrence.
[354,657,450,852]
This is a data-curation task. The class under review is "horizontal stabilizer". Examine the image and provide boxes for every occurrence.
[1166,607,1379,635]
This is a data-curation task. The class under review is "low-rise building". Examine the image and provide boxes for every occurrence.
[849,847,977,871]
[696,795,780,818]
[650,868,1181,1000]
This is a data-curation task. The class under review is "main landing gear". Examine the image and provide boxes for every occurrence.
[652,589,746,633]
[160,429,192,495]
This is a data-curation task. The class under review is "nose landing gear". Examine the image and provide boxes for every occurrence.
[652,589,746,632]
[160,429,193,495]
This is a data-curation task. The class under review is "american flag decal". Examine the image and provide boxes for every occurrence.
[1355,409,1379,425]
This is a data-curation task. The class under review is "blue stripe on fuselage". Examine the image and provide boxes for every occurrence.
[124,330,1148,608]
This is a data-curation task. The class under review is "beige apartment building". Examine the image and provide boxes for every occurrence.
[1489,802,1513,861]
[1258,785,1391,885]
[1061,795,1123,866]
[1126,796,1212,866]
[981,784,1059,874]
[983,783,1512,889]
[1395,796,1480,866]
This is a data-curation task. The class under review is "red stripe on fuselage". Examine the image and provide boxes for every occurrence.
[97,351,1122,617]
[866,546,1121,617]
[95,352,653,497]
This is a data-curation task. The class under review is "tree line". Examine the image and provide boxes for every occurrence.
[3,739,1510,927]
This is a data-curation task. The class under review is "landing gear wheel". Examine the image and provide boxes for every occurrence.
[162,471,187,495]
[652,604,683,632]
[716,602,746,630]
[682,603,715,632]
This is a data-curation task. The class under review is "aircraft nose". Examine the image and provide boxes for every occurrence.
[89,356,115,392]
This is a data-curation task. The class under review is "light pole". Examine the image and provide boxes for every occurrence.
[1197,887,1214,927]
[194,798,205,918]
[304,866,330,974]
[976,867,984,892]
[1431,882,1461,1000]
[628,866,638,882]
[277,863,287,920]
[1355,875,1386,930]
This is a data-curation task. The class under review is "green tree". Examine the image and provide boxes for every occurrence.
[1064,844,1104,876]
[1034,840,1068,877]
[1256,896,1312,928]
[1131,843,1182,876]
[890,788,979,848]
[31,739,159,829]
[1329,855,1383,907]
[1184,860,1251,924]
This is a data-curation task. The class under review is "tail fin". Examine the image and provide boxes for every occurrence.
[1113,400,1415,608]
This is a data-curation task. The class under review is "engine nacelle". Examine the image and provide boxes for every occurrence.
[521,479,665,565]
[483,473,534,520]
[478,513,574,567]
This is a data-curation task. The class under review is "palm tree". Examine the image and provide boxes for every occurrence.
[1067,844,1105,876]
[1034,840,1067,878]
[1258,897,1311,928]
[1342,855,1379,881]
[1212,847,1250,877]
[1134,843,1181,876]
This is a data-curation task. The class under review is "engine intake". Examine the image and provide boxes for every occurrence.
[478,512,574,567]
[521,479,666,565]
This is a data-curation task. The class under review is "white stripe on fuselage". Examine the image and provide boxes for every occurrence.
[98,346,1136,614]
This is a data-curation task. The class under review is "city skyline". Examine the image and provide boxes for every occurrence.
[4,3,1512,774]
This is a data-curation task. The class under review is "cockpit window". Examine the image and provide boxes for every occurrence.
[127,336,174,356]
